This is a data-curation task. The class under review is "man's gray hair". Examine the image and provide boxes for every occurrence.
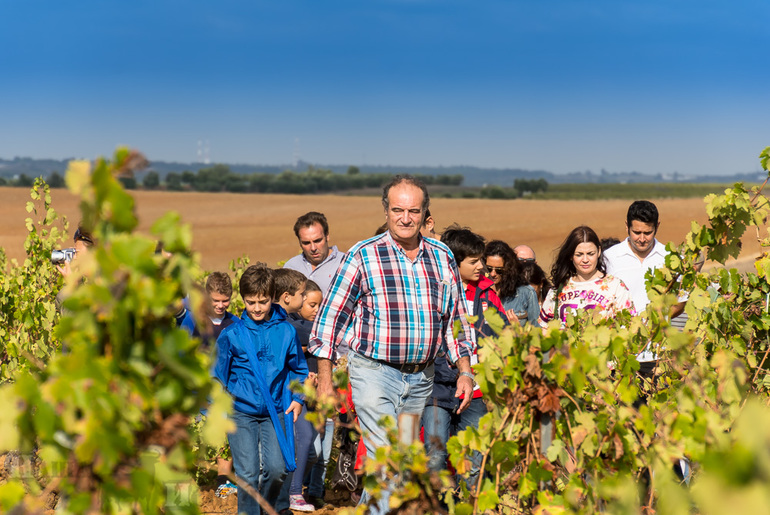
[381,174,430,214]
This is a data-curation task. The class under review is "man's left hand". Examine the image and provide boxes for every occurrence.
[455,374,474,413]
[454,356,474,413]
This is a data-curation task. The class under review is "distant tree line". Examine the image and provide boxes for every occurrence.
[0,173,66,188]
[0,165,476,195]
[2,166,550,199]
[142,165,464,194]
[478,178,550,199]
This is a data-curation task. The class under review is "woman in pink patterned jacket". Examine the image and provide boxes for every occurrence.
[539,226,635,328]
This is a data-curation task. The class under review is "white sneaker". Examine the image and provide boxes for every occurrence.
[289,494,315,512]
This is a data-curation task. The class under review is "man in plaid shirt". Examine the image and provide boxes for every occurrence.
[308,175,475,510]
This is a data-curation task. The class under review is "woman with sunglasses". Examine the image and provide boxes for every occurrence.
[483,240,540,326]
[538,226,634,328]
[55,225,95,278]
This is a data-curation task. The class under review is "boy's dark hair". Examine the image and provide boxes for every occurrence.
[600,237,621,251]
[440,224,485,265]
[239,263,275,299]
[626,200,659,227]
[374,223,388,236]
[272,268,307,300]
[381,174,430,216]
[206,271,233,297]
[293,212,329,238]
[304,279,322,295]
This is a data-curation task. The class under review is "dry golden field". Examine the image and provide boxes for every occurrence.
[0,187,763,274]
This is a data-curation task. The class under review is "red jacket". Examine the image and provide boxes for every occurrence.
[464,275,508,337]
[429,276,509,409]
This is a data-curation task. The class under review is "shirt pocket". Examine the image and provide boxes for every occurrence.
[428,278,451,318]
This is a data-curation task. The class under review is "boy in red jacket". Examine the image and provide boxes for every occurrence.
[422,225,508,493]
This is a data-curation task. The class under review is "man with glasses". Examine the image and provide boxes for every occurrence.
[513,244,536,263]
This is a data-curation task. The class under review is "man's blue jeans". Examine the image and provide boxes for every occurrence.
[348,351,435,513]
[422,397,487,492]
[228,410,287,515]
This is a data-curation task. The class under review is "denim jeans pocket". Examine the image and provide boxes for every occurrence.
[421,362,435,381]
[349,351,381,371]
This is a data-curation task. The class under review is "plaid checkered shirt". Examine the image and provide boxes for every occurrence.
[308,231,475,365]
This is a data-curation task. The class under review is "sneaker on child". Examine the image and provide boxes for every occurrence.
[215,481,237,498]
[289,494,315,512]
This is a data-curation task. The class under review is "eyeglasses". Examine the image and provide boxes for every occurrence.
[486,266,505,274]
[518,258,535,264]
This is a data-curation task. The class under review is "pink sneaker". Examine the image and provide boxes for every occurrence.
[289,494,315,512]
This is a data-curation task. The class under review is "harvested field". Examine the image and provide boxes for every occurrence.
[0,187,764,273]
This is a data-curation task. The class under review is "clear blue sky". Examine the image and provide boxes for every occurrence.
[1,0,768,176]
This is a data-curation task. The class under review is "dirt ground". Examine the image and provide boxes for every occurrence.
[0,187,764,273]
[0,450,355,513]
[198,485,356,514]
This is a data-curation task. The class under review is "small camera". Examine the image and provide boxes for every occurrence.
[51,248,77,264]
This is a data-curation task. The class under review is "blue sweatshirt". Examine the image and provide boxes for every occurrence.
[213,304,309,416]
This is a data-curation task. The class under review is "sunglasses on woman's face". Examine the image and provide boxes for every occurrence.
[74,228,94,245]
[486,266,505,274]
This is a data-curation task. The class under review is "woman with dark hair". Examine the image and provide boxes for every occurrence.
[520,261,551,304]
[538,226,634,327]
[483,240,540,326]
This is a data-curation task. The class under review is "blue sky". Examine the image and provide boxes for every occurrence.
[1,0,768,176]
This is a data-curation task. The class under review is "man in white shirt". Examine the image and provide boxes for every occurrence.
[604,200,669,364]
[604,200,667,312]
[604,200,691,481]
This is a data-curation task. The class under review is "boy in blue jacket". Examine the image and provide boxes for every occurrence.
[213,264,309,515]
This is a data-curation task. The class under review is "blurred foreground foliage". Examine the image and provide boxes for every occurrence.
[0,149,232,513]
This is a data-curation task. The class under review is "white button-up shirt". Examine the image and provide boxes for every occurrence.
[604,238,668,363]
[604,238,668,312]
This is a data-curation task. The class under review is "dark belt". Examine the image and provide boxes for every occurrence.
[375,358,432,374]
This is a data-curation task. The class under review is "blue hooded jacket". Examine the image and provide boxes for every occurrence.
[213,304,309,416]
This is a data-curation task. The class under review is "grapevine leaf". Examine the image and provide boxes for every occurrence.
[0,387,21,451]
[201,383,234,448]
[477,487,500,512]
[0,481,26,511]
